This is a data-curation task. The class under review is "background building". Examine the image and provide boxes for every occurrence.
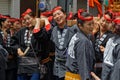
[0,0,103,18]
[0,0,20,18]
[0,0,36,18]
[57,0,103,16]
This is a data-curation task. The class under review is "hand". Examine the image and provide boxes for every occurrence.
[34,18,41,29]
[31,18,37,27]
[17,48,24,57]
[100,45,105,53]
[36,18,41,23]
[40,17,48,21]
[91,72,101,80]
[41,17,50,26]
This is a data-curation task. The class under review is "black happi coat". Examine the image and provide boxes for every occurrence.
[11,27,47,74]
[94,31,113,62]
[34,25,75,78]
[0,30,7,80]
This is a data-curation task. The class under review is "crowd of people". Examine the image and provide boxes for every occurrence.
[0,6,120,80]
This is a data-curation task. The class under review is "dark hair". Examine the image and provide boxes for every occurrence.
[114,24,120,35]
[28,12,35,17]
[0,18,7,28]
[52,6,66,15]
[61,9,66,14]
[77,12,92,26]
[73,13,78,20]
[104,11,113,20]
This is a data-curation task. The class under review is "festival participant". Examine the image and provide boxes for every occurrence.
[101,18,120,80]
[65,9,95,80]
[94,10,114,77]
[11,8,41,80]
[33,6,75,80]
[39,10,55,80]
[91,18,120,80]
[13,19,22,33]
[92,16,100,35]
[0,15,18,80]
[0,15,9,80]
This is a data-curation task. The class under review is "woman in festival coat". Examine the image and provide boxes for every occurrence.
[0,16,18,80]
[94,10,114,77]
[91,18,120,80]
[33,6,75,80]
[10,9,44,80]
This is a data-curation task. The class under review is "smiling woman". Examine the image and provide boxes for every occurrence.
[94,10,114,78]
[50,6,75,80]
[32,6,76,80]
[52,6,67,29]
[10,8,42,80]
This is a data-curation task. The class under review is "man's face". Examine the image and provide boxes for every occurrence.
[82,20,94,34]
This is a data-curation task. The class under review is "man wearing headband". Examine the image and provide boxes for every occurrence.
[65,9,95,80]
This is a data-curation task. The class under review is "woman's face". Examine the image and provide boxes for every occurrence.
[2,19,11,29]
[13,21,21,30]
[21,19,26,27]
[53,10,66,25]
[100,14,110,31]
[24,14,35,28]
[93,18,100,32]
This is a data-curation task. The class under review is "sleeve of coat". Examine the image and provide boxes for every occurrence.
[75,40,94,80]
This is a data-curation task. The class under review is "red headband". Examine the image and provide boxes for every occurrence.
[41,11,52,17]
[0,15,10,19]
[21,8,32,17]
[21,13,26,17]
[52,6,62,13]
[104,10,113,22]
[9,18,20,22]
[25,8,32,14]
[113,19,120,24]
[114,12,120,17]
[67,12,73,20]
[48,16,53,22]
[78,9,93,21]
[104,14,112,22]
[0,14,2,19]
